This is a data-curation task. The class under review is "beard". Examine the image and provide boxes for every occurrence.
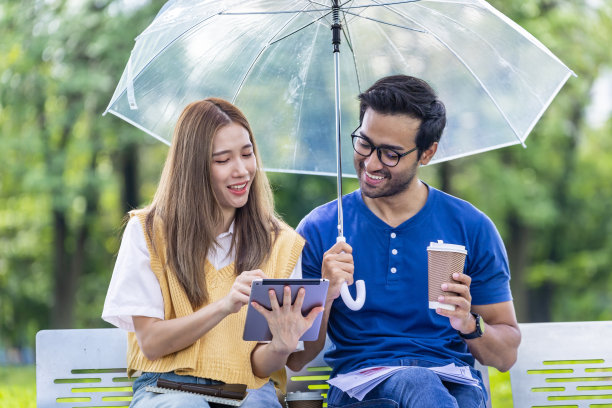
[355,158,418,199]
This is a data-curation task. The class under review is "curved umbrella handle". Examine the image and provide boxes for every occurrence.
[336,236,366,311]
[340,280,366,311]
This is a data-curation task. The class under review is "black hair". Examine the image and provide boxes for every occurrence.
[358,75,446,159]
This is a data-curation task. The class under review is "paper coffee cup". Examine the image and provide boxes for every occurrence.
[427,240,467,311]
[285,391,324,408]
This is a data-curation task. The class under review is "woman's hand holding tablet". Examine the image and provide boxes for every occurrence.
[242,279,329,342]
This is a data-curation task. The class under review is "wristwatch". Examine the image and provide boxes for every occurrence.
[459,313,485,339]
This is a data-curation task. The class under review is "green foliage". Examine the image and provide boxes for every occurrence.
[269,173,360,228]
[489,368,513,408]
[1,0,611,350]
[0,365,36,408]
[441,0,612,322]
[0,0,166,345]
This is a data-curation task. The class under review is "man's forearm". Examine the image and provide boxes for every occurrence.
[286,300,332,371]
[466,322,521,372]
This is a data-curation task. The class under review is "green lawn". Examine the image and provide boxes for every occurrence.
[0,364,512,407]
[0,365,36,408]
[489,367,514,407]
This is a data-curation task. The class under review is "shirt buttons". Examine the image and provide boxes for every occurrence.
[390,267,397,273]
[392,249,398,255]
[390,232,397,238]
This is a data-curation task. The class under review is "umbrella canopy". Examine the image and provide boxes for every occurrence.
[105,0,573,178]
[105,0,573,310]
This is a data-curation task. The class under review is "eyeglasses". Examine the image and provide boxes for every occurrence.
[351,127,418,167]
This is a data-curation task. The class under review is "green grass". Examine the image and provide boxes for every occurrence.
[0,365,36,408]
[0,364,513,407]
[489,367,514,407]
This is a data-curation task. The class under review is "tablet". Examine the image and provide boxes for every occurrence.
[243,279,329,341]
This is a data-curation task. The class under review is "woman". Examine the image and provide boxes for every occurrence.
[102,98,322,407]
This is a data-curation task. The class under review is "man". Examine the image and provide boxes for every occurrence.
[286,75,521,407]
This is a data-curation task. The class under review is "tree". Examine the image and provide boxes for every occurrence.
[447,0,612,322]
[1,0,610,350]
[0,0,164,346]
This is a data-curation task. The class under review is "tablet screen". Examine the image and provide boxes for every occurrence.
[242,279,329,341]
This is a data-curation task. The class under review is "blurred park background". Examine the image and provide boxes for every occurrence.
[1,0,611,406]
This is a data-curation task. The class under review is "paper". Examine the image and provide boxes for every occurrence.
[327,363,479,401]
[327,366,406,400]
[428,363,480,387]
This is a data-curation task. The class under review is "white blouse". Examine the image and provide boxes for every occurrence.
[102,217,302,332]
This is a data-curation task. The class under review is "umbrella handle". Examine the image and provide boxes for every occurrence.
[336,236,366,311]
[340,280,366,311]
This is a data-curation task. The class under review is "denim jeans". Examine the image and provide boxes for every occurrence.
[130,371,282,408]
[327,363,486,408]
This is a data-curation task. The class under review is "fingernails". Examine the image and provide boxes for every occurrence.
[438,295,444,302]
[453,273,459,279]
[441,283,448,290]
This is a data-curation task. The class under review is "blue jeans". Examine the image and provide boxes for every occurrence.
[327,365,486,408]
[130,371,282,408]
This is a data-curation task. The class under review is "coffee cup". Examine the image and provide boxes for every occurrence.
[285,391,324,408]
[427,240,467,311]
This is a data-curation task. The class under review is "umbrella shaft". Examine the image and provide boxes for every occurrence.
[331,0,343,238]
[331,1,341,53]
[334,48,344,239]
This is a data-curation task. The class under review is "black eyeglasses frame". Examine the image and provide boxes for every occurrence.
[350,127,418,167]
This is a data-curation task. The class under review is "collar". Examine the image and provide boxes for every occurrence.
[217,220,235,240]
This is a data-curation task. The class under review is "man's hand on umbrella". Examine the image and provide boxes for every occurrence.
[435,272,474,333]
[321,241,354,301]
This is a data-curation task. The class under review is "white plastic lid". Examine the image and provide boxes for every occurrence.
[426,240,467,254]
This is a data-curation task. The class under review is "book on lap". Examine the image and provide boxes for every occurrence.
[145,378,248,406]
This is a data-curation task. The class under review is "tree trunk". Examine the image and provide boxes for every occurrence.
[507,213,531,322]
[121,142,139,213]
[438,162,453,194]
[50,135,100,329]
[50,209,74,328]
[527,282,555,322]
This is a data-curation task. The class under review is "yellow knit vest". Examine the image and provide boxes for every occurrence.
[126,210,305,389]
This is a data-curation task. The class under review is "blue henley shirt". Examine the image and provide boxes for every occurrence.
[297,185,512,378]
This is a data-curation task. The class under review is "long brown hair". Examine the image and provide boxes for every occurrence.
[145,98,279,307]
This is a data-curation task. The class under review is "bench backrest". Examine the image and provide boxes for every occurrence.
[285,337,333,401]
[36,328,133,407]
[509,321,612,408]
[36,328,491,407]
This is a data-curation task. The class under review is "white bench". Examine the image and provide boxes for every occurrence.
[36,328,491,407]
[36,329,132,407]
[509,321,612,408]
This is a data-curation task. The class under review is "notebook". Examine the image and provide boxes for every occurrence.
[145,378,247,406]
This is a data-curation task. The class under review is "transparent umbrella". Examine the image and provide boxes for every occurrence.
[105,0,573,310]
